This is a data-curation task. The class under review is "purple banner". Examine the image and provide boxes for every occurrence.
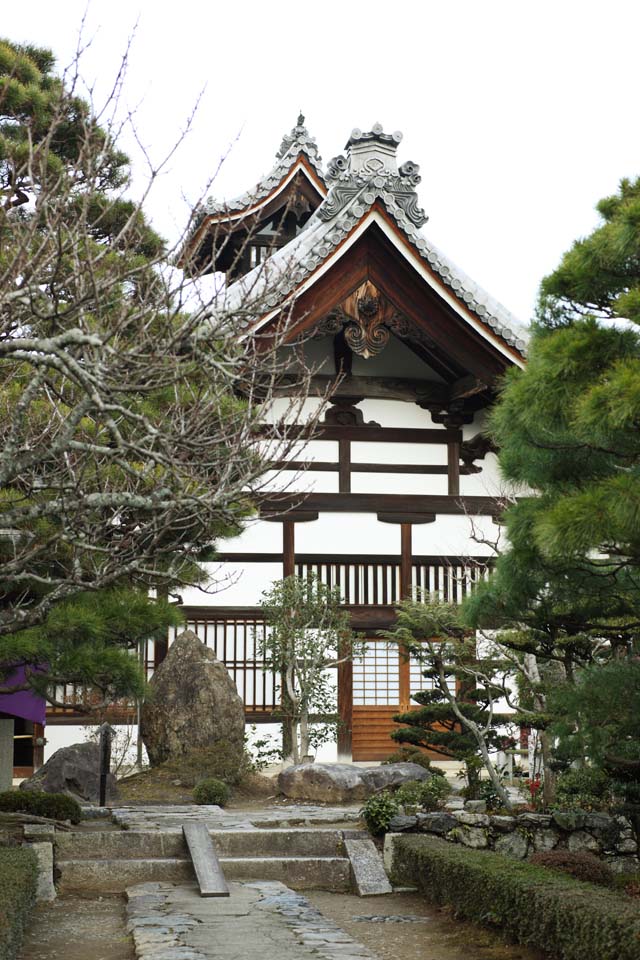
[0,665,46,725]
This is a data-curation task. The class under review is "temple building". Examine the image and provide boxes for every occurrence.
[39,118,527,770]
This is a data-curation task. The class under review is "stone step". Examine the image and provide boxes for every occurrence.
[55,828,348,861]
[56,855,351,894]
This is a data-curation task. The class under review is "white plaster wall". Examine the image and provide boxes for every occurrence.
[357,398,440,429]
[351,472,448,496]
[412,514,497,557]
[221,519,283,554]
[351,440,447,465]
[294,513,402,555]
[179,562,284,607]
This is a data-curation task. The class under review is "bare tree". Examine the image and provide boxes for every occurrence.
[0,38,325,695]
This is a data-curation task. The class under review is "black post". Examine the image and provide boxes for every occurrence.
[98,722,114,807]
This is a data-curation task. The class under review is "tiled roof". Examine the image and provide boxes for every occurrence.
[205,124,528,356]
[204,114,326,217]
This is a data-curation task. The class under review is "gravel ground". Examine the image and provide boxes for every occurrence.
[306,890,549,960]
[19,896,134,960]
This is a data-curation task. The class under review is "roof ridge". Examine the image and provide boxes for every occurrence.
[205,115,325,217]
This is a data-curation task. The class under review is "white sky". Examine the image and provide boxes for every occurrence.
[3,0,639,325]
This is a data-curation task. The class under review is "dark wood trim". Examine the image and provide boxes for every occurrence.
[259,493,502,517]
[276,460,450,475]
[400,524,412,601]
[339,438,351,493]
[283,521,295,577]
[378,513,436,525]
[447,434,461,497]
[337,637,353,759]
[213,552,492,565]
[399,523,412,710]
[262,511,318,524]
[270,424,457,444]
[178,603,399,630]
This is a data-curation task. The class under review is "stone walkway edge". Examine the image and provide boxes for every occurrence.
[127,880,379,960]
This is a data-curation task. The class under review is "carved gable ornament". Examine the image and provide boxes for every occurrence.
[314,281,411,359]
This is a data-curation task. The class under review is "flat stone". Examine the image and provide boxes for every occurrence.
[29,841,56,902]
[551,809,585,831]
[456,826,488,849]
[494,831,528,859]
[416,812,459,835]
[455,811,490,827]
[387,815,417,832]
[489,816,517,834]
[567,830,600,853]
[344,838,392,896]
[531,828,559,853]
[464,800,487,813]
[616,838,638,854]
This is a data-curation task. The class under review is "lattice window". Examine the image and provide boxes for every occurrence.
[170,616,279,712]
[296,561,400,605]
[352,640,400,705]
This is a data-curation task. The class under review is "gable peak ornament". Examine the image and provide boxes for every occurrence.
[320,123,427,227]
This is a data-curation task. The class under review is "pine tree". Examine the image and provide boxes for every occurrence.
[463,176,640,802]
[386,599,514,809]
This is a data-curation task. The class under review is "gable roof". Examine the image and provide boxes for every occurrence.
[204,114,326,220]
[203,123,528,362]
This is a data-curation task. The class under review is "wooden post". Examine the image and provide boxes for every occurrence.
[447,431,460,496]
[98,722,114,807]
[281,521,295,759]
[32,722,45,772]
[399,523,412,710]
[337,638,353,760]
[338,438,351,493]
[283,520,295,577]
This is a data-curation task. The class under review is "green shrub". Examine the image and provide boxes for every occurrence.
[395,780,427,810]
[393,835,640,960]
[418,776,452,811]
[0,847,38,960]
[0,790,81,824]
[360,791,400,836]
[192,778,231,806]
[382,747,431,770]
[529,850,615,887]
[554,768,614,812]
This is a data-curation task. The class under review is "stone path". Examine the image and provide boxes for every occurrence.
[112,804,362,832]
[126,880,378,960]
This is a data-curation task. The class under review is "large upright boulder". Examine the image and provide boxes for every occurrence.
[141,629,245,767]
[20,741,118,802]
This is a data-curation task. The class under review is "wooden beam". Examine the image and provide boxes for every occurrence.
[274,460,449,475]
[378,513,436,525]
[279,374,449,405]
[259,493,503,517]
[262,424,456,443]
[214,552,492,565]
[448,374,489,402]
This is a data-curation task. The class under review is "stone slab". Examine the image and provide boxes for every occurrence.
[182,822,229,898]
[126,880,380,960]
[344,838,392,896]
[29,841,56,901]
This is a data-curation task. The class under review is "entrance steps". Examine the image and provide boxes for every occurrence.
[55,828,354,894]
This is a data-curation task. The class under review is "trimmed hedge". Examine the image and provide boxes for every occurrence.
[393,836,640,960]
[0,847,38,960]
[0,790,81,823]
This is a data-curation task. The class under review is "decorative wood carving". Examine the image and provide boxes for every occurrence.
[314,280,412,360]
[460,433,496,473]
[323,397,380,427]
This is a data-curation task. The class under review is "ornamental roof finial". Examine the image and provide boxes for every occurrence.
[275,112,319,162]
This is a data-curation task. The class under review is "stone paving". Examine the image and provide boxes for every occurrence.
[112,804,363,832]
[127,880,379,960]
